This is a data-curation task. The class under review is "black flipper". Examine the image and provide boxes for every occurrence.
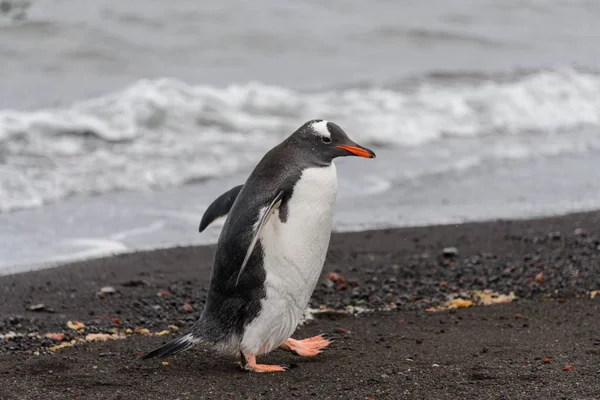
[198,185,244,232]
[235,190,284,286]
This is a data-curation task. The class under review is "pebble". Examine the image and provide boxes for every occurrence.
[99,286,116,294]
[442,247,459,258]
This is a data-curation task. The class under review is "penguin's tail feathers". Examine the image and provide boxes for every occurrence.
[141,333,200,360]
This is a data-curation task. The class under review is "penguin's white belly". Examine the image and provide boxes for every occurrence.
[240,163,338,355]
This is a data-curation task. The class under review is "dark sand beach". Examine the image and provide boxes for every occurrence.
[1,211,599,399]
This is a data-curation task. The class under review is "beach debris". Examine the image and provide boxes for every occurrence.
[48,342,73,352]
[442,247,459,258]
[135,328,151,336]
[44,333,64,341]
[425,290,517,313]
[181,303,193,313]
[325,272,345,283]
[573,228,588,236]
[67,321,85,333]
[155,330,171,336]
[161,361,169,366]
[85,333,111,342]
[590,290,598,299]
[27,303,54,313]
[157,291,169,297]
[543,357,551,364]
[562,364,574,371]
[474,290,516,306]
[85,333,125,342]
[168,325,179,332]
[112,318,122,327]
[535,272,544,283]
[447,298,473,309]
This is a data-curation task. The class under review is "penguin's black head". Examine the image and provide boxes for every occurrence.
[292,119,376,163]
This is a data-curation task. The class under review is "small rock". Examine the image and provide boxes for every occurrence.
[573,228,587,237]
[548,231,562,240]
[442,247,459,258]
[325,272,345,283]
[380,374,389,380]
[121,280,149,287]
[27,304,55,313]
[99,286,116,294]
[181,303,193,313]
[543,357,551,363]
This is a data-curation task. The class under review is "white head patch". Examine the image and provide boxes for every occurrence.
[311,120,330,138]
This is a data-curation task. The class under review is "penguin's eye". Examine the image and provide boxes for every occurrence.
[321,136,332,144]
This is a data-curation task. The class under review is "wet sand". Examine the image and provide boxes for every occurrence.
[1,211,599,399]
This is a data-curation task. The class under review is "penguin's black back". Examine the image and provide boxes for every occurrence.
[199,136,318,341]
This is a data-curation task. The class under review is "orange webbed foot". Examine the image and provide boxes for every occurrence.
[240,352,291,373]
[279,333,333,357]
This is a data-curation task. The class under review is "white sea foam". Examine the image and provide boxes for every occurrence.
[1,68,600,213]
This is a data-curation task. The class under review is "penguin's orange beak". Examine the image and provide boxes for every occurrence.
[335,145,376,159]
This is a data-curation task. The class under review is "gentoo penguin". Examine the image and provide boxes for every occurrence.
[143,119,375,372]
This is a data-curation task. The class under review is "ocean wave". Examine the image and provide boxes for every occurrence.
[1,68,600,212]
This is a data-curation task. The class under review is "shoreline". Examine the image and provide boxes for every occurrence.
[3,206,600,278]
[1,210,599,399]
